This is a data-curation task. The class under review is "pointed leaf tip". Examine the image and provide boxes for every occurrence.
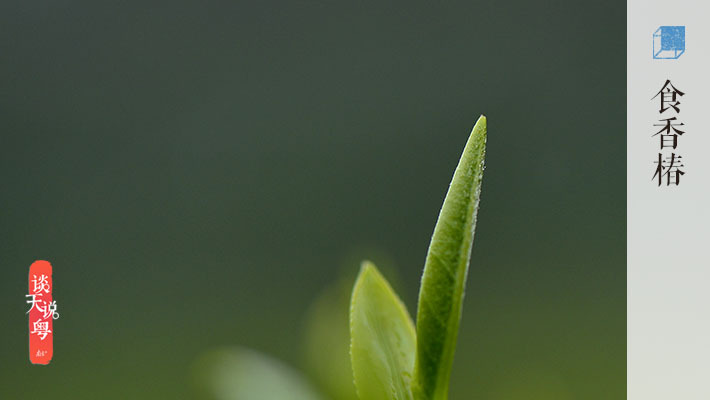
[350,261,416,400]
[413,117,487,400]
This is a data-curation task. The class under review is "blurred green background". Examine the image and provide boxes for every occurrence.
[0,0,624,399]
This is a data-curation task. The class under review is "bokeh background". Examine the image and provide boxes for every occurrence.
[0,1,625,399]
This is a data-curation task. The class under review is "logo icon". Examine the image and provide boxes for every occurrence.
[653,26,685,59]
[26,260,58,365]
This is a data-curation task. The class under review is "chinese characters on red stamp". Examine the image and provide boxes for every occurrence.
[26,260,58,365]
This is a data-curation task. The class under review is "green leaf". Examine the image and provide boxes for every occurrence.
[413,115,487,400]
[350,261,417,400]
[192,347,324,400]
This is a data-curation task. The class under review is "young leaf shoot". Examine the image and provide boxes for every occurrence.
[413,115,487,400]
[350,261,417,400]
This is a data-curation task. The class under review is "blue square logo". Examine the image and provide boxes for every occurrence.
[653,26,685,59]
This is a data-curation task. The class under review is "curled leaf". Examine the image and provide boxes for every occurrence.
[350,261,416,400]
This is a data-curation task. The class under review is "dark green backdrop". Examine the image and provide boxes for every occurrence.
[1,1,625,399]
